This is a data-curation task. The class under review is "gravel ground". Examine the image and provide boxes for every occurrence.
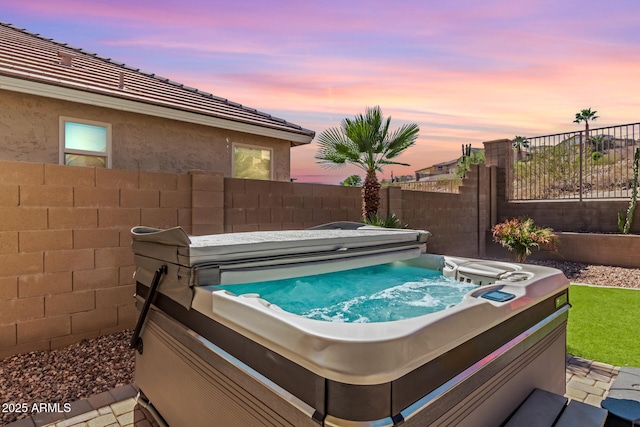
[0,330,134,425]
[1,261,638,425]
[528,260,640,288]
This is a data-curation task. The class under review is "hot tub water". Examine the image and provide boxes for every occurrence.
[214,264,477,323]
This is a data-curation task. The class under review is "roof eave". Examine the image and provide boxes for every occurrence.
[0,74,314,146]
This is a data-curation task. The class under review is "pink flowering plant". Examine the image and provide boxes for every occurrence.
[491,217,559,263]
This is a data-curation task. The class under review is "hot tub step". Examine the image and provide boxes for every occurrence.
[504,388,607,427]
[504,388,567,427]
[556,400,608,427]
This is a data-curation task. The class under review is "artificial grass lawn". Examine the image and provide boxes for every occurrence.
[567,284,640,367]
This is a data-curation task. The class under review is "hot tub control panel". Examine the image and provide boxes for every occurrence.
[480,290,516,302]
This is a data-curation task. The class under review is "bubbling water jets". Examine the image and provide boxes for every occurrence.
[216,265,479,323]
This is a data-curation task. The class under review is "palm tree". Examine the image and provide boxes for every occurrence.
[316,106,419,219]
[513,136,529,161]
[573,108,599,145]
[513,135,529,150]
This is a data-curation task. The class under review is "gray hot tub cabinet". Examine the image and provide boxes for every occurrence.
[131,224,570,427]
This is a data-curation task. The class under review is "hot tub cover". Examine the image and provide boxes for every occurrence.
[131,224,430,308]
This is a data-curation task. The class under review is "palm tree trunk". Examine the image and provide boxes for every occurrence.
[362,169,381,219]
[585,122,589,146]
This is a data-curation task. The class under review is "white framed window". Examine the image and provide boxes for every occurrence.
[232,143,273,180]
[59,117,112,168]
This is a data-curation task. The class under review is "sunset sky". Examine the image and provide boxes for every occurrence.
[3,0,639,184]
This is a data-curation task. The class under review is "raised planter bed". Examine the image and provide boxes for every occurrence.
[545,232,640,269]
[486,231,640,269]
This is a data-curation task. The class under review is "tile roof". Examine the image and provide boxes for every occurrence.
[0,22,314,145]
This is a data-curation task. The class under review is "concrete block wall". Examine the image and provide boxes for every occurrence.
[496,199,640,234]
[222,172,487,258]
[0,160,192,358]
[223,178,362,232]
[0,160,488,358]
[191,171,224,235]
[399,164,489,257]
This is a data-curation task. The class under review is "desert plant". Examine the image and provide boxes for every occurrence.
[340,174,362,187]
[589,134,609,152]
[491,217,559,263]
[455,149,485,178]
[461,143,472,158]
[315,106,419,219]
[617,211,625,234]
[618,147,639,233]
[591,151,603,163]
[363,212,408,229]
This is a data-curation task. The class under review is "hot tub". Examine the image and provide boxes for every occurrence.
[130,223,569,427]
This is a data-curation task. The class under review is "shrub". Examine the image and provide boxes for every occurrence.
[591,151,603,163]
[363,213,408,229]
[491,217,559,263]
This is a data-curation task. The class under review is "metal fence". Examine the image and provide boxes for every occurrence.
[511,122,640,200]
[391,178,461,194]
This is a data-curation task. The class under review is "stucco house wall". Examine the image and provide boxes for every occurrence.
[1,90,293,181]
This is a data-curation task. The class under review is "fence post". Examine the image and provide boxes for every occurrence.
[579,131,584,201]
